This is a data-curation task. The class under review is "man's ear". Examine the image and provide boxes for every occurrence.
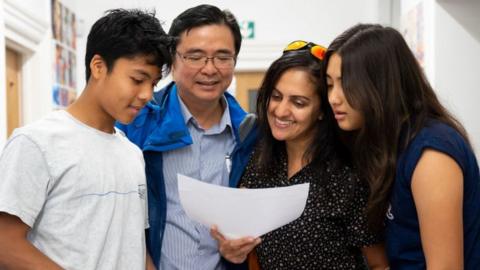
[171,60,178,81]
[89,54,107,80]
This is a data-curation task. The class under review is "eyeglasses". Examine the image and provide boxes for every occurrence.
[176,52,236,69]
[283,40,326,61]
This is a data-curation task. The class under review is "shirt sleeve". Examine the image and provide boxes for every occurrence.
[0,134,51,227]
[401,122,468,184]
[343,171,382,248]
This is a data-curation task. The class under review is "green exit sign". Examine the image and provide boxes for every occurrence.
[240,21,255,39]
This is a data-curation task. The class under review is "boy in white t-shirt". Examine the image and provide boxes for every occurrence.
[0,9,171,270]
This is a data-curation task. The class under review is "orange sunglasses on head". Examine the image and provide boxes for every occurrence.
[283,40,326,61]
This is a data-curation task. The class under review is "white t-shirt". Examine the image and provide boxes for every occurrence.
[0,110,148,270]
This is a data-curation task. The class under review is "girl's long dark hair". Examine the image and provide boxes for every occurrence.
[256,50,342,173]
[325,24,469,231]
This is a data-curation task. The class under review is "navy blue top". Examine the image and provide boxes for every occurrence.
[385,120,480,269]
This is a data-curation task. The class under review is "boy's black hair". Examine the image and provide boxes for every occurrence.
[85,9,172,82]
[168,4,242,56]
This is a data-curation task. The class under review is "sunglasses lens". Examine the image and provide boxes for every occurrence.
[311,45,326,60]
[283,41,326,61]
[284,40,307,52]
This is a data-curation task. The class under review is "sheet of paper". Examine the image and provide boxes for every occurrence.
[177,174,309,239]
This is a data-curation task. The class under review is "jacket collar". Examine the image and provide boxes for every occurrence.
[143,83,247,152]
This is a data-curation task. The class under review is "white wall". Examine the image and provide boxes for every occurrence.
[434,0,480,152]
[74,0,387,91]
[1,0,389,148]
[1,0,389,149]
[396,0,480,152]
[4,0,478,153]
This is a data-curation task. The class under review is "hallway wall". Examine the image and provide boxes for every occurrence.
[74,0,387,91]
[1,0,480,152]
[434,0,480,152]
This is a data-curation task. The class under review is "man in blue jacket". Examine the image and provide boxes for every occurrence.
[117,4,257,270]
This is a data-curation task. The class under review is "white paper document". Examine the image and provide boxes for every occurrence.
[177,174,310,239]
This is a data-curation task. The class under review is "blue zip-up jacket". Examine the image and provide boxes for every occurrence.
[116,82,257,269]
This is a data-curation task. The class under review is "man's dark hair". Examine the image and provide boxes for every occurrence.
[168,4,242,56]
[85,9,172,82]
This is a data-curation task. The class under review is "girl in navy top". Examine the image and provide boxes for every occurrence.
[325,24,480,269]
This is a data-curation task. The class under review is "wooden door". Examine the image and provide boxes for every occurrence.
[6,48,22,137]
[234,72,265,113]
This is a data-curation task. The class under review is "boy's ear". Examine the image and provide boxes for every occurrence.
[89,54,107,79]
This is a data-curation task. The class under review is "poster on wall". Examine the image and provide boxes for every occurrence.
[401,1,425,68]
[51,0,77,108]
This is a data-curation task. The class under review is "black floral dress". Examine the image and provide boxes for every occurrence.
[240,149,379,270]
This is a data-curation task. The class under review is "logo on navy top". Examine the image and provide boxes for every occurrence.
[138,184,146,200]
[386,204,394,220]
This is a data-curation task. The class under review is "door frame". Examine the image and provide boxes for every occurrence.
[234,71,265,112]
[6,47,22,137]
